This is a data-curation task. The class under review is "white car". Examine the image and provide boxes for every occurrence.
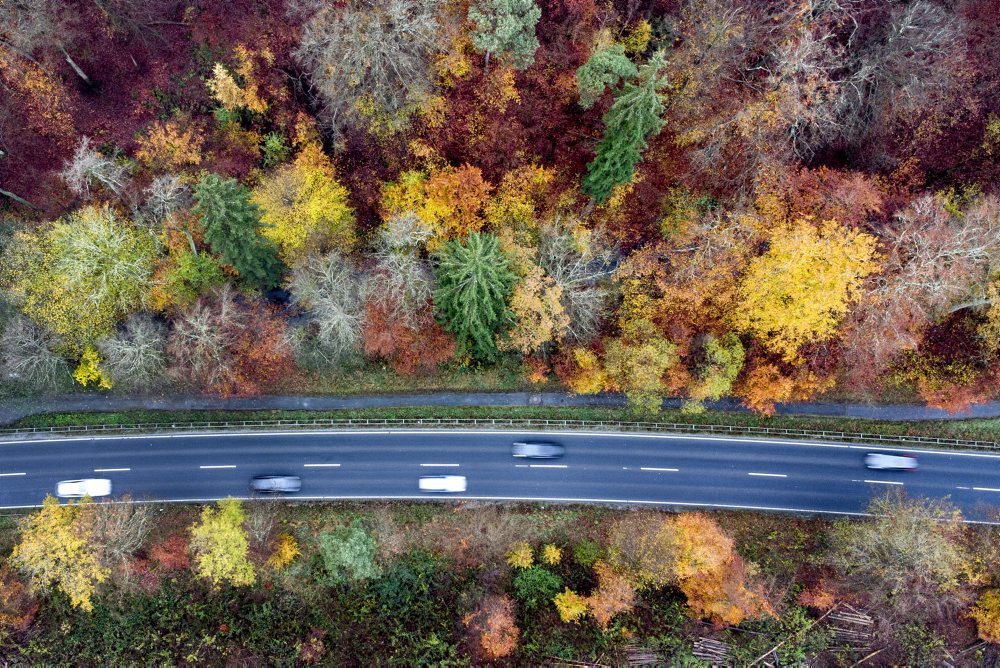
[864,453,918,471]
[56,478,112,498]
[418,475,467,493]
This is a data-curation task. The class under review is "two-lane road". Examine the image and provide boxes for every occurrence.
[1,430,999,521]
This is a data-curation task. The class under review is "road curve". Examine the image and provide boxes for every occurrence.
[1,430,999,521]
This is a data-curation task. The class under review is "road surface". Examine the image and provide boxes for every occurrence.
[1,430,999,520]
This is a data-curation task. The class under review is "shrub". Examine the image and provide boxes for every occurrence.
[317,522,381,584]
[266,533,301,571]
[541,543,562,566]
[506,541,533,569]
[513,567,562,609]
[553,588,588,623]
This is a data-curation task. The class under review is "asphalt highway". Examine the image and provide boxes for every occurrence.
[1,429,999,521]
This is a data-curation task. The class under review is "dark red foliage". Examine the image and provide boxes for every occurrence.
[149,533,191,571]
[362,298,456,376]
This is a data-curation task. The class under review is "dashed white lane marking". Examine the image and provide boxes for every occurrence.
[973,487,1000,492]
[957,486,971,490]
[420,463,460,467]
[94,468,130,472]
[515,464,529,468]
[640,467,679,472]
[303,463,341,468]
[864,479,903,485]
[199,465,236,469]
[529,464,568,468]
[748,472,787,478]
[0,472,26,477]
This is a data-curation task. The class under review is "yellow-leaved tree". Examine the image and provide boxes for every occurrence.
[9,496,108,611]
[251,143,355,264]
[190,498,255,587]
[0,205,158,353]
[733,219,879,362]
[602,317,679,413]
[553,588,588,623]
[502,264,569,355]
[382,165,492,247]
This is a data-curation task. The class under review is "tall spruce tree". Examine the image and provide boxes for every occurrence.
[582,50,668,204]
[432,232,518,362]
[193,174,283,291]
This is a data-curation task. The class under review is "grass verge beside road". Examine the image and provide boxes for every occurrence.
[9,405,1000,444]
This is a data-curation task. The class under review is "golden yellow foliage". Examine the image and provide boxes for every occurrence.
[484,165,556,232]
[381,165,492,246]
[620,20,652,56]
[565,347,606,395]
[733,219,879,362]
[72,347,112,390]
[206,45,269,114]
[506,542,534,569]
[252,142,355,264]
[553,588,588,623]
[970,589,1000,643]
[603,318,679,413]
[190,498,255,587]
[135,120,204,169]
[541,544,562,566]
[503,266,569,354]
[266,533,301,571]
[10,497,108,611]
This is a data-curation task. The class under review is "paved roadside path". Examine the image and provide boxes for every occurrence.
[3,391,1000,426]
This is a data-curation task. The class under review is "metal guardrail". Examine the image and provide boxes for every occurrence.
[1,417,997,450]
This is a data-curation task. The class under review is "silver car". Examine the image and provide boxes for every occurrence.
[511,442,565,459]
[250,475,302,493]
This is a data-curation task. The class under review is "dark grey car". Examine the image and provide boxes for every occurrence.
[511,442,565,459]
[250,475,302,493]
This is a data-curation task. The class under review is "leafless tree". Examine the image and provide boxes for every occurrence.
[167,285,243,389]
[85,498,156,567]
[364,213,435,324]
[294,0,455,136]
[143,174,191,223]
[60,137,132,201]
[97,313,167,391]
[0,315,69,391]
[245,500,281,549]
[287,251,364,364]
[842,195,1000,387]
[537,220,616,344]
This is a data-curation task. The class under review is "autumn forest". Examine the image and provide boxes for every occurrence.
[2,0,1000,413]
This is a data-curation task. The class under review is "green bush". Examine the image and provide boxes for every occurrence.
[572,539,604,568]
[317,521,381,585]
[514,567,563,610]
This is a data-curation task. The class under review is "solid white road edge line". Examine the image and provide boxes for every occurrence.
[864,479,904,485]
[748,472,787,478]
[1,495,996,524]
[5,429,1000,459]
